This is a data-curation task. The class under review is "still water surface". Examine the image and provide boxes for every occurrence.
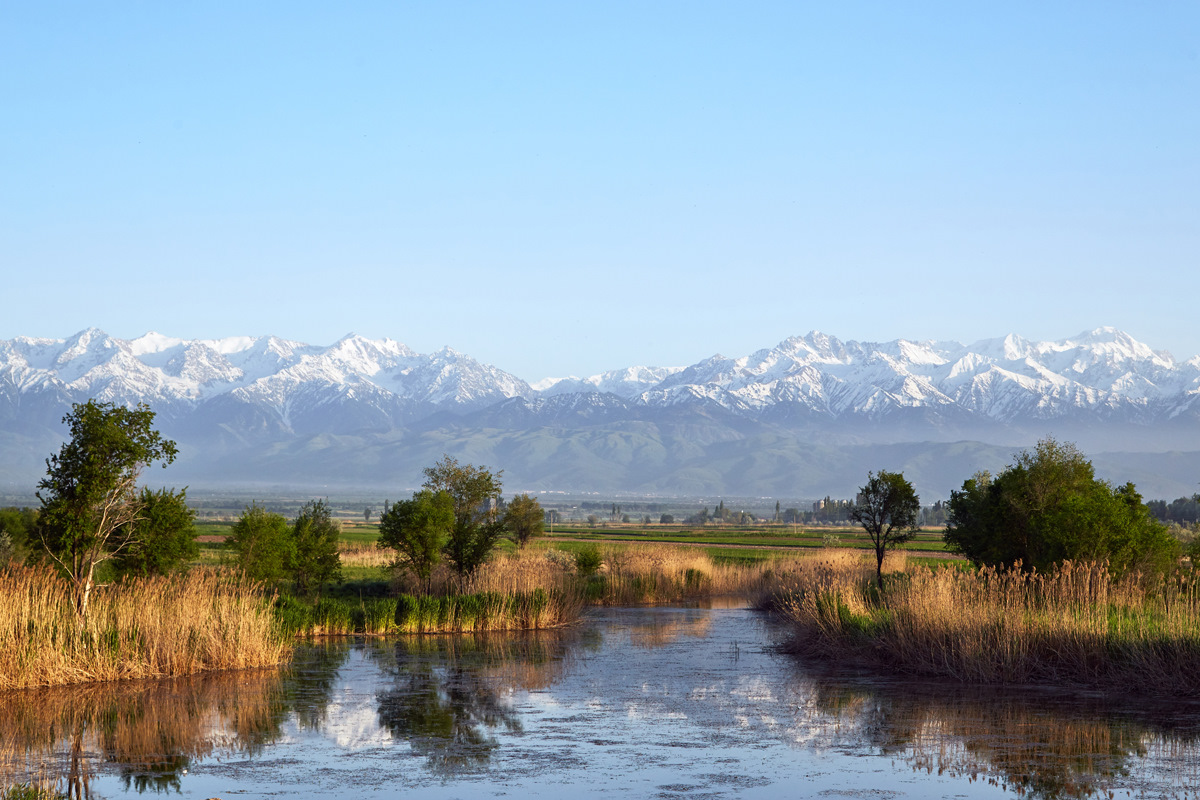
[3,605,1199,799]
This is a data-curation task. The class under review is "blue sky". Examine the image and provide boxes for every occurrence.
[3,2,1197,381]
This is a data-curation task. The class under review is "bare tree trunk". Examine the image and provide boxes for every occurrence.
[77,562,96,619]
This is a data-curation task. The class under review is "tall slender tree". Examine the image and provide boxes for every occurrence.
[36,400,177,616]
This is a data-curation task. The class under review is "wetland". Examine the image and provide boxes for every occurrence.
[4,604,1199,800]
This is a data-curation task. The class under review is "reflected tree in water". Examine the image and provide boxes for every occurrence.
[376,664,521,773]
[795,670,1200,800]
[0,643,352,798]
[370,631,580,774]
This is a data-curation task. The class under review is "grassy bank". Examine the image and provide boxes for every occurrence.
[275,588,583,636]
[280,543,785,634]
[0,566,290,690]
[771,552,1200,695]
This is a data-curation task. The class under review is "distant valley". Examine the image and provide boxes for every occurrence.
[2,327,1199,501]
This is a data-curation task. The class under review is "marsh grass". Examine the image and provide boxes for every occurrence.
[588,543,786,605]
[284,551,587,636]
[0,566,290,690]
[774,554,1200,694]
[338,541,392,569]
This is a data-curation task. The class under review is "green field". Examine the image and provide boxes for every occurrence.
[539,524,952,554]
[195,519,960,582]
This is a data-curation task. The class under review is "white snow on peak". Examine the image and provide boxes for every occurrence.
[2,327,1199,427]
[128,332,183,355]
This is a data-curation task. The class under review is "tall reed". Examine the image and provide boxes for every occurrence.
[588,544,780,605]
[0,566,290,690]
[775,555,1200,694]
[284,550,588,636]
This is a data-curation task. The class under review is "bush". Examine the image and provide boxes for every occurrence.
[945,438,1180,577]
[575,546,602,577]
[228,503,294,583]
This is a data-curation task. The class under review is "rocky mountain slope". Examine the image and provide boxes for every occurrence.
[2,327,1198,499]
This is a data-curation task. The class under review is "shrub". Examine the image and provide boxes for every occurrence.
[945,437,1180,577]
[575,546,602,577]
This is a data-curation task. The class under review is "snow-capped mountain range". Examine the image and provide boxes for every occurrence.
[3,327,1200,497]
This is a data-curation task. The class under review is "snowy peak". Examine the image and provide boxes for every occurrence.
[536,365,685,399]
[1,328,1197,433]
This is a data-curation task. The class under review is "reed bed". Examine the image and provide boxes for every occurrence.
[283,551,587,636]
[280,590,583,636]
[774,554,1200,694]
[587,544,781,605]
[338,541,392,569]
[0,566,290,690]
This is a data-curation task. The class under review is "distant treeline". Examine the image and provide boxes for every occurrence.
[1148,495,1200,525]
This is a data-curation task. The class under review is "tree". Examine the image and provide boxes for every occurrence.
[377,490,454,594]
[659,514,675,524]
[228,503,294,583]
[291,499,342,595]
[850,470,920,586]
[502,493,544,548]
[944,438,1179,576]
[111,487,198,578]
[422,455,504,579]
[36,400,178,616]
[0,507,38,563]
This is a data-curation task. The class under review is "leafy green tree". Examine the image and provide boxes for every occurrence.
[850,470,920,586]
[228,503,294,583]
[111,487,198,578]
[659,514,674,524]
[422,455,504,580]
[0,507,38,563]
[291,499,342,595]
[377,490,454,594]
[35,400,178,616]
[502,493,544,548]
[944,438,1179,576]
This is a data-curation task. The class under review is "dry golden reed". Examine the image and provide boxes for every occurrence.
[0,566,291,690]
[589,544,780,605]
[338,541,392,569]
[775,554,1200,694]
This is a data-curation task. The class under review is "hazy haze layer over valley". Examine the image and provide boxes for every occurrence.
[3,327,1199,500]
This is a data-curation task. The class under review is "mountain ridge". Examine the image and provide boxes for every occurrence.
[2,327,1198,499]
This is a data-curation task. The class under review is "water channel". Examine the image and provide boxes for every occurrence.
[3,604,1199,799]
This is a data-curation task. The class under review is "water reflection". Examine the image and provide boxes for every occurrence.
[0,670,286,797]
[0,610,1198,798]
[616,610,712,649]
[0,643,351,797]
[368,630,581,773]
[787,660,1200,799]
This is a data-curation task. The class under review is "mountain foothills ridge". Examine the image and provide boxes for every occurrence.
[2,327,1199,500]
